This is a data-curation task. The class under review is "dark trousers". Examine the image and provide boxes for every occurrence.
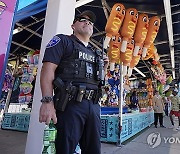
[165,105,168,116]
[154,113,163,126]
[55,99,101,154]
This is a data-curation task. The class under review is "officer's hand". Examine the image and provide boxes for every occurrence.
[39,102,57,125]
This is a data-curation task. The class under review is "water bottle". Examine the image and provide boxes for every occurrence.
[42,120,57,154]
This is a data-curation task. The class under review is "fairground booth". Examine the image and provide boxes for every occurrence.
[0,0,180,154]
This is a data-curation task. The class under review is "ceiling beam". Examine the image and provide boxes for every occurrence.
[160,58,171,61]
[11,24,44,54]
[89,40,102,51]
[162,62,172,65]
[92,31,105,37]
[12,41,35,51]
[16,23,42,38]
[166,68,179,70]
[25,17,45,28]
[101,0,109,20]
[136,65,147,69]
[173,21,180,24]
[171,4,180,8]
[154,40,168,45]
[91,38,103,48]
[154,37,180,46]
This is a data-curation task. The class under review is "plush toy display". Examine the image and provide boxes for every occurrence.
[133,14,149,56]
[18,50,40,104]
[146,79,153,106]
[104,3,125,49]
[120,8,138,52]
[151,61,167,85]
[33,50,40,65]
[101,64,121,107]
[142,16,160,57]
[102,4,162,110]
[27,51,35,65]
[2,69,13,92]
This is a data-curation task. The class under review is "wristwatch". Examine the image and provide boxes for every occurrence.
[40,96,53,103]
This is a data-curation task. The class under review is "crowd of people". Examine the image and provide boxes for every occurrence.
[152,89,180,130]
[128,88,180,130]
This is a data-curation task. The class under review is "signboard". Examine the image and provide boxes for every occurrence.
[0,0,18,97]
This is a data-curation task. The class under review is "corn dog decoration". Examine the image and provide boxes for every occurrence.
[142,43,159,61]
[127,47,142,77]
[104,3,125,49]
[133,14,149,56]
[120,8,138,52]
[142,16,160,57]
[121,38,134,76]
[107,34,122,71]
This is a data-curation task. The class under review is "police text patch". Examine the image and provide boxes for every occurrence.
[46,36,61,48]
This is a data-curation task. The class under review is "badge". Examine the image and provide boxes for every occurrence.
[46,36,61,48]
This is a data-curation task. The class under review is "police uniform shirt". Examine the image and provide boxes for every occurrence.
[42,34,98,90]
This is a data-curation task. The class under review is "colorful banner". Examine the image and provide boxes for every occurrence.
[0,0,18,97]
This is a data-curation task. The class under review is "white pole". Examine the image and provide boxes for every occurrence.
[117,63,123,146]
[25,0,76,153]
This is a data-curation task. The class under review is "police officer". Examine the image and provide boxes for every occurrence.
[39,10,108,154]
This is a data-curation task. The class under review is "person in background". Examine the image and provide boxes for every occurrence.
[164,96,171,116]
[152,90,165,128]
[129,91,138,109]
[169,90,180,130]
[164,97,169,116]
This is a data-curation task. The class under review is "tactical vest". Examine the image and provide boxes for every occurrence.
[55,36,102,86]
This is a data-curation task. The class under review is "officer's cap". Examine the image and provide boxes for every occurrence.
[73,10,96,24]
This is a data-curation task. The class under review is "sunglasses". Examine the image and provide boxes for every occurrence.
[77,17,94,25]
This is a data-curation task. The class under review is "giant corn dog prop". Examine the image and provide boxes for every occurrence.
[142,16,160,57]
[127,47,142,77]
[142,43,156,60]
[133,14,149,56]
[107,34,122,71]
[104,3,125,49]
[142,43,159,63]
[120,8,138,52]
[121,38,134,76]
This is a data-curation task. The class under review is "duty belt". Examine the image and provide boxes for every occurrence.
[83,89,96,100]
[72,86,98,102]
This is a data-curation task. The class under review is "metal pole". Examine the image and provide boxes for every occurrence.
[117,63,123,146]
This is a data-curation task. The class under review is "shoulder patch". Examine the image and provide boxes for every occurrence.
[46,36,61,48]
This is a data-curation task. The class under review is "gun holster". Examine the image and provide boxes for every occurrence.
[53,78,75,111]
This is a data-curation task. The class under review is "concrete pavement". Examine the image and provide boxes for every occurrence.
[0,116,180,154]
[101,116,180,154]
